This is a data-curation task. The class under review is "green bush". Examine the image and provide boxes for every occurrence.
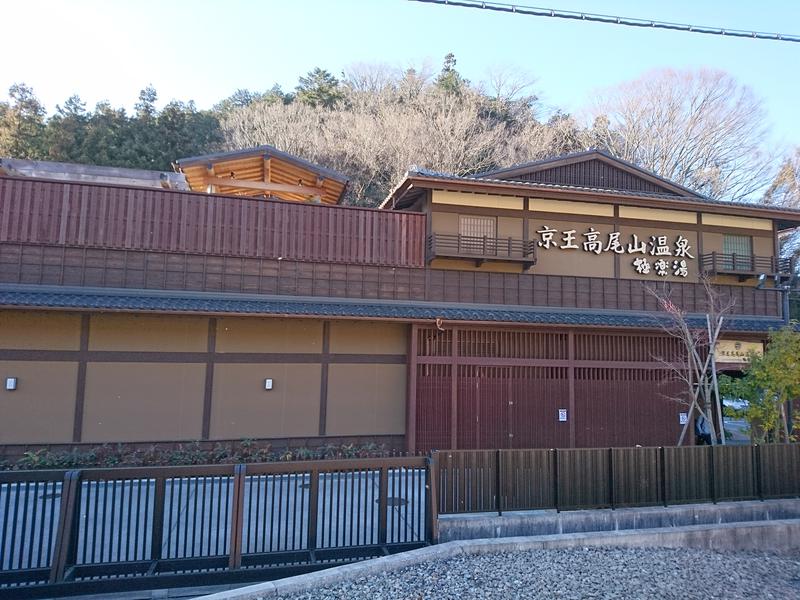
[2,440,395,471]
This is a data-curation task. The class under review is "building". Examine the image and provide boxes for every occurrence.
[0,149,797,455]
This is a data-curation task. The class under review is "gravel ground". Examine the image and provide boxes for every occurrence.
[277,547,800,600]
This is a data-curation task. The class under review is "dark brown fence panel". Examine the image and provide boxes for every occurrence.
[436,450,497,514]
[760,444,800,498]
[712,446,757,501]
[499,449,555,511]
[0,177,426,268]
[611,447,662,507]
[664,446,713,504]
[555,448,610,509]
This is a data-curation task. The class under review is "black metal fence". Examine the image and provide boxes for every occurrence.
[0,457,430,599]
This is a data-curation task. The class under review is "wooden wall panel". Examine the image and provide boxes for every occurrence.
[0,241,783,318]
[0,177,425,268]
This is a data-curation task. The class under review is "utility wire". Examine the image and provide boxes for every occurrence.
[410,0,800,43]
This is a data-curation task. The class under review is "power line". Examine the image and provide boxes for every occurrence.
[410,0,800,43]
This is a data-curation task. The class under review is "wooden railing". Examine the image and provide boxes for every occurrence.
[427,233,536,265]
[0,457,430,598]
[434,444,800,515]
[701,252,792,277]
[0,176,426,268]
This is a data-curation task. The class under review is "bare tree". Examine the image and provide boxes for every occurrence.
[648,277,737,446]
[763,147,800,209]
[587,68,777,201]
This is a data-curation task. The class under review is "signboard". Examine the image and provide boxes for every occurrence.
[715,340,764,364]
[679,413,688,425]
[535,226,693,279]
[558,408,568,422]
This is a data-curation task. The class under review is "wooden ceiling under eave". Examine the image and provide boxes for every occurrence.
[175,148,348,204]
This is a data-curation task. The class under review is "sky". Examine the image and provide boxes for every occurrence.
[2,0,799,151]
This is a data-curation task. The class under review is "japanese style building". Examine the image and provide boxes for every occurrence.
[0,148,797,455]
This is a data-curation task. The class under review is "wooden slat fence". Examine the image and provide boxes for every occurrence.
[435,445,800,515]
[0,177,426,268]
[0,457,429,599]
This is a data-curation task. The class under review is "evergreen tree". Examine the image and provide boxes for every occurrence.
[295,68,343,108]
[0,83,47,159]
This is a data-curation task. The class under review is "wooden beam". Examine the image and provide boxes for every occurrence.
[204,176,326,196]
[263,156,271,184]
[205,164,216,194]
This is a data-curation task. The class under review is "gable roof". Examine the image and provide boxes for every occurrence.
[474,150,704,198]
[174,145,349,204]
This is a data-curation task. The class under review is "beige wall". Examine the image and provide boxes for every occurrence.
[82,363,205,442]
[0,311,81,350]
[326,364,406,436]
[210,363,321,439]
[216,317,322,353]
[530,198,613,217]
[329,321,407,354]
[432,190,523,210]
[0,361,77,443]
[530,220,615,277]
[616,226,699,283]
[702,232,774,257]
[89,314,208,352]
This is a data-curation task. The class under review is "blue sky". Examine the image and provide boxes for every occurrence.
[2,0,799,149]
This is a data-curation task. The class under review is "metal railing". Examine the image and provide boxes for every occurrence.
[0,457,430,599]
[701,252,792,276]
[2,445,799,598]
[427,233,537,263]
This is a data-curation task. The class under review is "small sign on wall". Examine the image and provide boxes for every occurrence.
[679,413,688,425]
[558,409,568,422]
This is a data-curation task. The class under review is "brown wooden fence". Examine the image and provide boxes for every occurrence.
[0,457,430,599]
[0,177,426,268]
[0,242,783,317]
[434,444,800,515]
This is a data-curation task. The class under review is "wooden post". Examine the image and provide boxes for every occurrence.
[227,464,246,570]
[553,449,560,512]
[49,470,82,583]
[407,324,418,453]
[307,469,319,552]
[150,477,166,562]
[660,446,668,507]
[495,449,503,516]
[608,447,615,510]
[426,453,440,544]
[378,467,389,546]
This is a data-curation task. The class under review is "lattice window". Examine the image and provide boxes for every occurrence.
[459,215,496,238]
[723,234,753,271]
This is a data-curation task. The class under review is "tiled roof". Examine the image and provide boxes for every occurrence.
[405,169,800,216]
[0,284,786,333]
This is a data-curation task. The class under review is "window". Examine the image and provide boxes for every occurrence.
[722,234,753,271]
[459,215,496,238]
[458,215,497,255]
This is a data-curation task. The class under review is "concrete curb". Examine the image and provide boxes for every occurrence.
[439,498,800,541]
[196,518,800,600]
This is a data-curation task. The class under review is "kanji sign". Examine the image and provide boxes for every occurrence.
[535,226,694,278]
